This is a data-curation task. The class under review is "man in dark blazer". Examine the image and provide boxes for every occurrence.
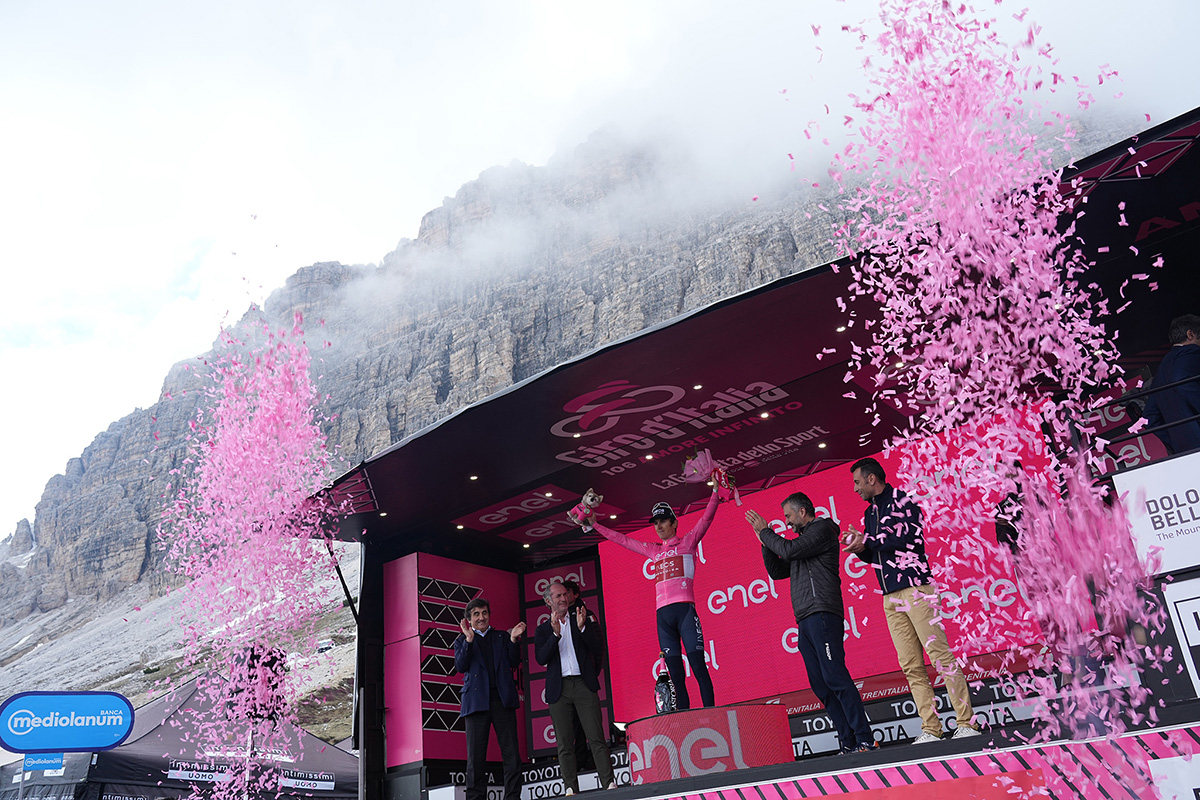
[454,598,526,800]
[562,579,597,772]
[1144,314,1200,454]
[535,581,615,794]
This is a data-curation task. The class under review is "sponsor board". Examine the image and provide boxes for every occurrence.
[1081,390,1170,476]
[791,696,1030,757]
[450,485,575,532]
[1149,753,1200,800]
[1113,449,1200,574]
[279,770,336,791]
[22,753,63,771]
[626,705,792,784]
[428,750,631,800]
[166,759,234,782]
[1162,575,1200,695]
[523,564,598,606]
[0,691,135,753]
[203,746,295,763]
[760,650,1039,717]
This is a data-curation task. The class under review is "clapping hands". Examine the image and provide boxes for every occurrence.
[842,525,866,553]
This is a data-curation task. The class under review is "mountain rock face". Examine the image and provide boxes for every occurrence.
[0,117,1142,683]
[9,519,32,555]
[0,132,836,633]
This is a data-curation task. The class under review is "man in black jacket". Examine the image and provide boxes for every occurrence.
[747,493,875,754]
[535,581,615,794]
[842,457,979,743]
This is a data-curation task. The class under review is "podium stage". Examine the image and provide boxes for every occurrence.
[426,691,1200,800]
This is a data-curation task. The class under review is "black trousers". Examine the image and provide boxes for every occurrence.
[796,611,873,749]
[548,676,614,791]
[464,694,522,800]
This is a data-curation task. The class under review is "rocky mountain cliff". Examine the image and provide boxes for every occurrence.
[0,117,1142,710]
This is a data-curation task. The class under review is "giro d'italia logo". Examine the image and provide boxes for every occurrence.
[551,381,686,438]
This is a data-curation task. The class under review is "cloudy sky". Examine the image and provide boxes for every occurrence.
[1,0,1197,535]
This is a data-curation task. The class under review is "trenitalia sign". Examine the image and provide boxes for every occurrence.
[0,691,135,753]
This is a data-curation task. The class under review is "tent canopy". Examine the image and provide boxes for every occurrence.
[1,677,358,800]
[89,677,357,798]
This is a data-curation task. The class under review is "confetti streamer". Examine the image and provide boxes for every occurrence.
[156,311,346,800]
[825,2,1164,789]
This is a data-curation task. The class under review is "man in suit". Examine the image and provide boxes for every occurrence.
[454,598,526,800]
[562,579,597,772]
[1144,314,1200,455]
[535,580,615,794]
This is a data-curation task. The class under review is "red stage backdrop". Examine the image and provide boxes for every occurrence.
[599,444,1048,722]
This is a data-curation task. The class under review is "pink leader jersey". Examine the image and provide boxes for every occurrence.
[588,491,720,608]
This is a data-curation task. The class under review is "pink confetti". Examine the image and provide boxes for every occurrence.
[824,0,1163,772]
[156,311,346,800]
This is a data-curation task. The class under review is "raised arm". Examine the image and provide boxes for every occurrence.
[574,610,605,671]
[761,518,837,562]
[534,623,560,668]
[676,489,721,549]
[761,544,790,580]
[588,519,660,557]
[452,634,474,673]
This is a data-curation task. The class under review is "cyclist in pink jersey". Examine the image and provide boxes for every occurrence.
[582,488,720,708]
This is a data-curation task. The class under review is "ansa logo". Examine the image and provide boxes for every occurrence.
[550,380,686,438]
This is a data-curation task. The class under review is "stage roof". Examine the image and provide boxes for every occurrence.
[326,106,1200,571]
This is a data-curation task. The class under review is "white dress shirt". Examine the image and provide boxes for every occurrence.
[556,614,584,677]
